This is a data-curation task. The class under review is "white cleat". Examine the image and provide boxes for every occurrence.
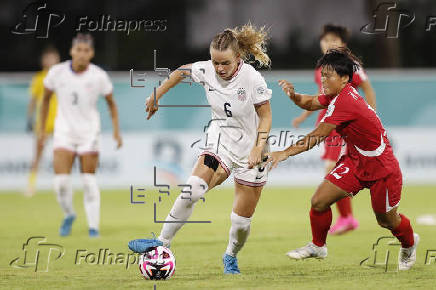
[398,233,419,271]
[286,242,328,260]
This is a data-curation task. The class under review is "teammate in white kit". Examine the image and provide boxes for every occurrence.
[129,24,272,274]
[39,34,122,237]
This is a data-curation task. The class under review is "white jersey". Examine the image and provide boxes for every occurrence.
[44,61,113,138]
[191,60,272,165]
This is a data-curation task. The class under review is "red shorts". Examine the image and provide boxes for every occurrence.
[321,130,345,162]
[325,155,403,213]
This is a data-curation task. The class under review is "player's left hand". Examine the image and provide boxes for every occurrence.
[248,146,263,169]
[26,118,33,133]
[114,132,123,149]
[265,150,289,171]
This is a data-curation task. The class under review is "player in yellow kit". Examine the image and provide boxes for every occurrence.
[26,47,60,196]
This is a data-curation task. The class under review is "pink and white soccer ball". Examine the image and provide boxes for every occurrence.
[139,246,175,280]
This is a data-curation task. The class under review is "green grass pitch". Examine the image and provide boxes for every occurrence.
[1,185,435,289]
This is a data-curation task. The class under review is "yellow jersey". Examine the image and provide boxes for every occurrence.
[30,70,57,134]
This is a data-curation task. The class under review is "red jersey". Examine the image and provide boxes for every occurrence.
[318,83,398,181]
[314,66,367,125]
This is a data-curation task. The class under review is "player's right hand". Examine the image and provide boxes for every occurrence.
[265,150,289,171]
[113,132,123,149]
[278,80,295,99]
[37,131,47,147]
[145,95,159,120]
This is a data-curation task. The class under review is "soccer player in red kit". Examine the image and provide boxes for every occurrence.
[292,24,376,235]
[267,48,418,270]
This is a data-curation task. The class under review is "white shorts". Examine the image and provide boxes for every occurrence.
[199,144,269,187]
[53,131,99,155]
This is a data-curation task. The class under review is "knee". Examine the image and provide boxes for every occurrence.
[376,217,395,230]
[180,175,208,203]
[311,195,330,212]
[54,174,70,195]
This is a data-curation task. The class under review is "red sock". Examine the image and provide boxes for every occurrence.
[391,214,414,248]
[336,196,352,218]
[310,207,332,247]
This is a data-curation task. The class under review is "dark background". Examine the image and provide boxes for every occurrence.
[1,0,436,71]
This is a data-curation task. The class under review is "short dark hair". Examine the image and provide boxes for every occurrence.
[320,24,350,44]
[72,33,94,48]
[41,45,59,56]
[316,48,362,82]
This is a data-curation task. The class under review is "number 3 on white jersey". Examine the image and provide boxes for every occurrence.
[330,163,349,179]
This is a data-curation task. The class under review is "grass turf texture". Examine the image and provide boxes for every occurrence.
[1,185,435,289]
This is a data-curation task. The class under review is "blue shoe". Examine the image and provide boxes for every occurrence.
[223,254,240,274]
[59,215,76,236]
[128,238,163,253]
[89,228,99,238]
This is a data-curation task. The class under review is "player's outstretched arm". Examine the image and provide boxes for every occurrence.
[360,79,376,110]
[26,76,39,132]
[248,101,272,169]
[105,93,122,149]
[37,88,53,144]
[145,63,192,120]
[278,80,325,111]
[266,122,336,170]
[26,96,37,132]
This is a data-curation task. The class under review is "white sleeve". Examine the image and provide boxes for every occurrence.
[43,66,57,91]
[356,66,368,82]
[100,70,113,96]
[251,71,272,105]
[190,61,207,84]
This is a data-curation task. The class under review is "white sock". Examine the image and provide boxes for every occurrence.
[82,173,100,230]
[158,175,208,247]
[54,174,75,217]
[225,212,251,257]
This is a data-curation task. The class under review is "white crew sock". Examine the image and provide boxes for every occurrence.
[158,175,208,247]
[82,173,100,230]
[225,211,252,257]
[54,174,75,217]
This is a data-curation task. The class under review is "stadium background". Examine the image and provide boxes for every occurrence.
[1,71,436,189]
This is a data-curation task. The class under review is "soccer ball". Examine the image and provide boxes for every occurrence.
[139,246,176,280]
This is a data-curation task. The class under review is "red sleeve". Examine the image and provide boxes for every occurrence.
[317,94,330,107]
[314,67,322,92]
[320,95,356,126]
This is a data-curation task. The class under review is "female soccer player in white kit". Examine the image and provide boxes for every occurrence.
[39,34,122,237]
[129,24,272,274]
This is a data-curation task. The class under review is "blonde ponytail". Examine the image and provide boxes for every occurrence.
[211,23,271,68]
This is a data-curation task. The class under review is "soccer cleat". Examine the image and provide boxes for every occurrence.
[286,242,328,260]
[128,238,163,253]
[398,233,420,271]
[89,228,99,238]
[59,214,76,236]
[328,216,359,235]
[222,254,240,274]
